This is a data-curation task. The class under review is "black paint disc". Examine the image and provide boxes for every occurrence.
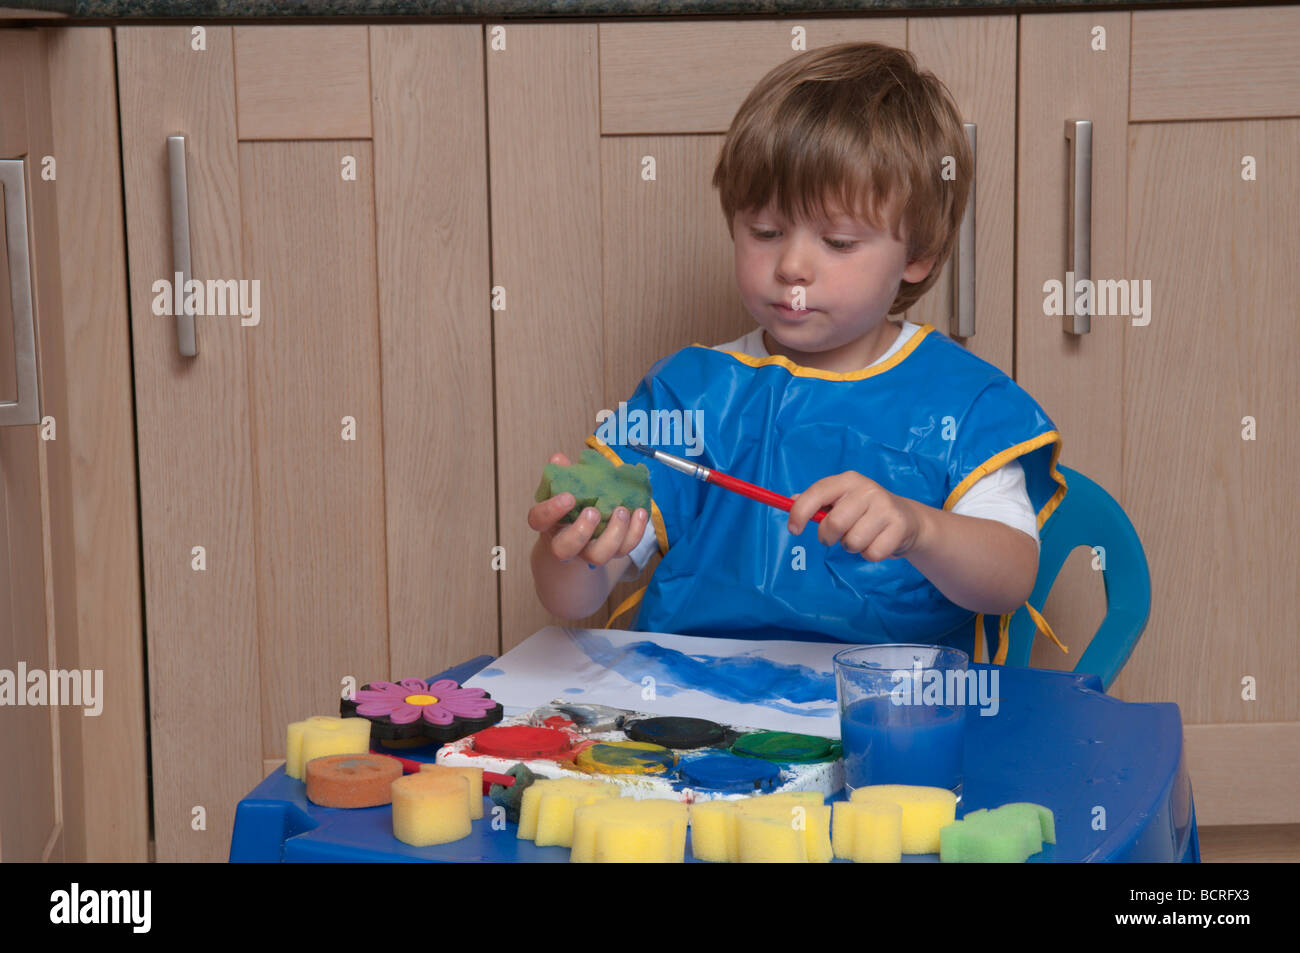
[625,716,727,749]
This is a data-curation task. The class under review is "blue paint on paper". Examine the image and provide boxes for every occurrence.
[477,667,504,678]
[569,630,835,717]
[563,687,585,695]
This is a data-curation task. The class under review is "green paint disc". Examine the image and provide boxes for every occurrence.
[731,731,838,764]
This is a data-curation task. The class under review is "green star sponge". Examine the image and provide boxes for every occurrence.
[939,801,1055,862]
[535,448,652,538]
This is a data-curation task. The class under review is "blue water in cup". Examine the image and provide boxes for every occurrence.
[834,644,969,801]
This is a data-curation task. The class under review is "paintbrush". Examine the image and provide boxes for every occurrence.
[625,440,829,523]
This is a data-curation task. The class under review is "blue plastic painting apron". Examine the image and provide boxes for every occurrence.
[587,322,1069,664]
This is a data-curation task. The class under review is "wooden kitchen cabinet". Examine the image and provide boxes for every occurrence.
[0,26,147,863]
[0,25,66,865]
[1018,7,1299,826]
[116,24,496,861]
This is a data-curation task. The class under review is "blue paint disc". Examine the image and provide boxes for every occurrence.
[679,754,781,793]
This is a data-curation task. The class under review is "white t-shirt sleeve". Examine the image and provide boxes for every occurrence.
[618,520,661,580]
[949,459,1041,551]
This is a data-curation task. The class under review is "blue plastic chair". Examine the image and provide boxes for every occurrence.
[982,464,1151,692]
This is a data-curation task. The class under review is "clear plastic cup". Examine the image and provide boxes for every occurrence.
[834,644,969,802]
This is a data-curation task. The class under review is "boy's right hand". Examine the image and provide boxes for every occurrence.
[528,451,650,566]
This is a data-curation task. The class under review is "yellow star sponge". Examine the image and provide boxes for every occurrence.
[534,448,652,537]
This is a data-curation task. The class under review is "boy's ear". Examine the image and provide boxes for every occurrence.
[903,256,938,283]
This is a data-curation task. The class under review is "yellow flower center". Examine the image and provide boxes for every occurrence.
[404,694,438,705]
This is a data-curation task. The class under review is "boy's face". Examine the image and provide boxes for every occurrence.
[732,197,935,372]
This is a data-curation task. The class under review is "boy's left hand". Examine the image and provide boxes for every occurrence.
[786,472,926,560]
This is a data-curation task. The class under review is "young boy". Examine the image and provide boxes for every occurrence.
[529,42,1067,664]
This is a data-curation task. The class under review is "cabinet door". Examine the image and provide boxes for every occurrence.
[0,27,64,862]
[488,18,1016,649]
[1019,8,1300,826]
[117,24,494,861]
[1,25,147,864]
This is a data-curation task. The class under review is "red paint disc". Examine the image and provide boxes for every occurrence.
[471,725,572,759]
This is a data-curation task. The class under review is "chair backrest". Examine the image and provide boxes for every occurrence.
[994,464,1151,691]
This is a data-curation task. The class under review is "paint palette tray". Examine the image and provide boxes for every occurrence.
[435,700,843,803]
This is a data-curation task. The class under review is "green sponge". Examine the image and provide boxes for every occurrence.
[939,801,1055,862]
[989,802,1055,844]
[489,763,539,825]
[534,448,652,537]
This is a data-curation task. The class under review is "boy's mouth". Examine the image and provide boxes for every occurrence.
[772,302,818,320]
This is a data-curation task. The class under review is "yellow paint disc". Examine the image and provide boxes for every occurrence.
[574,741,676,775]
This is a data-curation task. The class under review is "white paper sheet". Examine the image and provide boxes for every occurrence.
[463,626,852,738]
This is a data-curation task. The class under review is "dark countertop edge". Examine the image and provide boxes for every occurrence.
[2,0,1288,24]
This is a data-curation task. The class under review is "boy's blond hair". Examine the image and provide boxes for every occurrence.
[712,42,973,314]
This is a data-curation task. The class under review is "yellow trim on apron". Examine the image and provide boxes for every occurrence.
[606,585,648,629]
[974,600,1069,665]
[958,433,1070,665]
[944,430,1068,522]
[696,322,936,382]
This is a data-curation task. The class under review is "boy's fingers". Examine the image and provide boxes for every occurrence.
[584,507,630,562]
[551,524,586,561]
[553,507,601,561]
[528,493,574,531]
[791,484,840,533]
[617,509,648,556]
[787,488,818,532]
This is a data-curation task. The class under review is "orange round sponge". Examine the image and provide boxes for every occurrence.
[305,753,403,808]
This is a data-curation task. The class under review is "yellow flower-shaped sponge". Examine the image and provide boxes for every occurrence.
[419,764,485,820]
[846,784,957,855]
[570,797,689,862]
[517,778,622,847]
[391,772,472,847]
[286,715,373,780]
[832,799,903,863]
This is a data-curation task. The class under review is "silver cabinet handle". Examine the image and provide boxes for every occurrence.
[1064,119,1092,335]
[952,121,976,338]
[0,158,40,428]
[168,135,197,357]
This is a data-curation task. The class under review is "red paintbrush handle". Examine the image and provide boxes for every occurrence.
[707,470,830,523]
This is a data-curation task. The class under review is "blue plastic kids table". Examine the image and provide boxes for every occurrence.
[230,656,1200,862]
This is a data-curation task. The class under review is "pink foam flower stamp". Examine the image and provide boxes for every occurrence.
[341,677,503,745]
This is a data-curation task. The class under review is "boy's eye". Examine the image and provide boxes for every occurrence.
[749,229,858,251]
